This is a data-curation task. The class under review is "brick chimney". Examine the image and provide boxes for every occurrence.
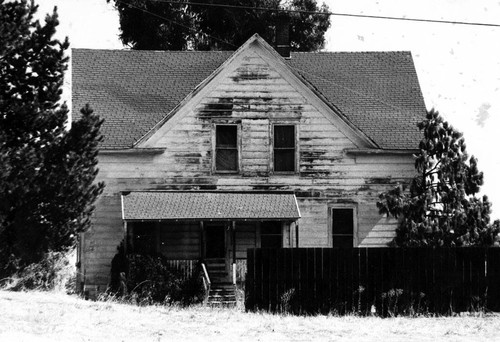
[275,15,291,58]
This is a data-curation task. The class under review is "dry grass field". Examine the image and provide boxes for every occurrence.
[0,290,499,341]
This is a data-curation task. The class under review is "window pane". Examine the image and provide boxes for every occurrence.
[333,236,353,248]
[261,221,281,234]
[332,208,354,248]
[261,221,282,248]
[274,125,294,147]
[332,209,354,235]
[133,222,156,255]
[216,125,237,147]
[216,149,237,171]
[274,149,295,172]
[261,235,282,248]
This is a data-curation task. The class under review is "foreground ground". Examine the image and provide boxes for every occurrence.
[0,291,499,341]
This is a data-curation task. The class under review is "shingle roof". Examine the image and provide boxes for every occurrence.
[121,191,301,220]
[288,52,426,149]
[72,50,232,149]
[72,48,426,150]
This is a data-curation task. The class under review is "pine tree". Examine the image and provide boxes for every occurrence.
[106,0,331,51]
[0,0,104,277]
[377,109,500,247]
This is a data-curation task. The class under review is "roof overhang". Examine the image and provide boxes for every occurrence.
[99,148,165,155]
[344,148,419,155]
[121,191,301,221]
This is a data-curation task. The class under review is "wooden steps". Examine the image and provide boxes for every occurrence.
[204,259,237,307]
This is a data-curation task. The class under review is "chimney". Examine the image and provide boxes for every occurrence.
[275,15,291,58]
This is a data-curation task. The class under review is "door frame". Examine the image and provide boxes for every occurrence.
[203,221,227,260]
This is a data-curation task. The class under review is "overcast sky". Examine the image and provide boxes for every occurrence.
[34,0,500,220]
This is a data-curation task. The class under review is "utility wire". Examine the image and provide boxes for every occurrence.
[140,0,500,28]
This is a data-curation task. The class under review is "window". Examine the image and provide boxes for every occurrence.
[131,222,156,255]
[215,125,238,172]
[261,221,282,248]
[331,208,355,248]
[273,125,295,172]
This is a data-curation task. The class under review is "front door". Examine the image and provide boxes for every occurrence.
[205,224,226,259]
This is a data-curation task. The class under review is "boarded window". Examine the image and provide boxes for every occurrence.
[216,125,238,171]
[274,125,295,172]
[261,221,282,248]
[332,208,354,248]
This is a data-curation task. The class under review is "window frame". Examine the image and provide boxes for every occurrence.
[212,123,241,174]
[260,221,284,248]
[270,123,299,174]
[328,204,358,248]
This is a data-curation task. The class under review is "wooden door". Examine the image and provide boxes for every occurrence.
[205,224,226,259]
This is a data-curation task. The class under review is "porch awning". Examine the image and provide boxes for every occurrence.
[121,191,301,221]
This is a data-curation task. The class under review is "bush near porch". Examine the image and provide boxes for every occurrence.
[109,250,205,305]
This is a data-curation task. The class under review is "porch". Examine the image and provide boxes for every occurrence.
[121,191,301,284]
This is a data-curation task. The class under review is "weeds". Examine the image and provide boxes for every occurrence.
[0,250,76,292]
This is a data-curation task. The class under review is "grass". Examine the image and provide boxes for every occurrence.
[1,290,500,341]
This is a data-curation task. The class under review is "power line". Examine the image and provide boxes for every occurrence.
[139,0,500,28]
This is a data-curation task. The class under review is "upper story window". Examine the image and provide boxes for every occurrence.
[215,124,238,172]
[273,125,296,172]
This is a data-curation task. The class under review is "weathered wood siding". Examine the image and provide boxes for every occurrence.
[81,48,417,289]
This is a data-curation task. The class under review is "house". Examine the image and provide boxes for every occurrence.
[72,34,426,296]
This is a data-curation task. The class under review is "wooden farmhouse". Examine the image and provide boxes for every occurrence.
[72,34,426,295]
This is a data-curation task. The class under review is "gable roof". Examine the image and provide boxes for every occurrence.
[72,41,426,150]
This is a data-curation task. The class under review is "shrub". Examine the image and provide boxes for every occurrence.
[109,252,205,305]
[1,250,76,292]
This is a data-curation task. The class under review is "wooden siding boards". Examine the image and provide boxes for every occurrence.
[80,37,418,290]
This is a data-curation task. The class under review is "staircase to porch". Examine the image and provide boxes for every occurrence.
[204,259,237,307]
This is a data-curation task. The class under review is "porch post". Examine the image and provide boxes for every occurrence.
[232,221,236,285]
[128,223,135,253]
[123,221,128,255]
[200,221,204,261]
[295,222,299,248]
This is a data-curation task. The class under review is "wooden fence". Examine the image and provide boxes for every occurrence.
[245,248,500,315]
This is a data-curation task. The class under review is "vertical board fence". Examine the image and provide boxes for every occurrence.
[245,248,500,315]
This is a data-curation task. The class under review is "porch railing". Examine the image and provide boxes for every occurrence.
[164,260,196,280]
[201,262,211,304]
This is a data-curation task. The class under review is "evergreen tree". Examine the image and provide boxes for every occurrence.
[106,0,331,51]
[377,109,500,247]
[0,0,104,277]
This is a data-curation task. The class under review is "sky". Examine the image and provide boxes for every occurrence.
[34,0,500,220]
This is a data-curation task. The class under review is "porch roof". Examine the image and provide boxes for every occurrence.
[121,191,301,221]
